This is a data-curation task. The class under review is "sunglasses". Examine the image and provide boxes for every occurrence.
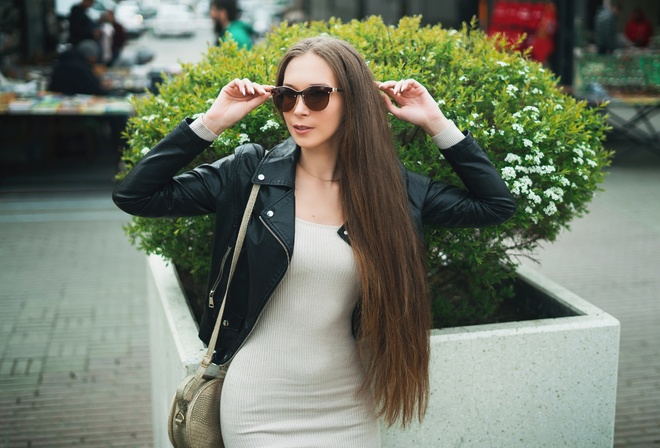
[271,85,344,112]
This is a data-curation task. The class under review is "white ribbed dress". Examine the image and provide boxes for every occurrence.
[220,218,381,447]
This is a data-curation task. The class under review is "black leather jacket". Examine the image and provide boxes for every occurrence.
[113,118,516,365]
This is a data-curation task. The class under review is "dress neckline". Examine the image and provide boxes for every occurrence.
[295,216,342,230]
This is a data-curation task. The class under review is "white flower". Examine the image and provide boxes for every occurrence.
[512,123,524,134]
[544,187,564,202]
[505,153,522,164]
[238,133,250,145]
[539,165,556,175]
[260,119,280,132]
[458,75,468,82]
[523,139,533,148]
[496,61,509,67]
[543,202,558,215]
[533,132,547,142]
[506,84,519,97]
[528,191,542,204]
[501,167,516,180]
[554,104,564,110]
[511,176,533,195]
[140,147,150,156]
[573,157,584,165]
[437,99,446,106]
[525,150,543,165]
[142,114,157,122]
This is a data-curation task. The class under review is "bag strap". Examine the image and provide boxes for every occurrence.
[190,182,261,386]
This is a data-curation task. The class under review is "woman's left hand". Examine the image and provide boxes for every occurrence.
[378,79,450,136]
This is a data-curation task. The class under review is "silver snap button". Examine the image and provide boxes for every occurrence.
[257,174,265,181]
[266,210,274,217]
[344,230,348,235]
[222,320,229,327]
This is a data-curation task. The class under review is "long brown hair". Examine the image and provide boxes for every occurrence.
[276,36,431,427]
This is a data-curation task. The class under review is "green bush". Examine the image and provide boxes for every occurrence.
[117,16,611,328]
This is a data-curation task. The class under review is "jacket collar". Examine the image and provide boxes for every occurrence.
[250,137,350,244]
[251,137,298,188]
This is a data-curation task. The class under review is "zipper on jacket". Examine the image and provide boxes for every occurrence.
[258,216,290,264]
[209,246,232,308]
[219,216,290,365]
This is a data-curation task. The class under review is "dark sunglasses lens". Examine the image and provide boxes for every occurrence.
[273,88,294,112]
[273,87,333,112]
[280,90,298,112]
[304,87,330,111]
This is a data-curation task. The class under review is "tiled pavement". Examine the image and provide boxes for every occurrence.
[0,136,659,447]
[0,158,152,447]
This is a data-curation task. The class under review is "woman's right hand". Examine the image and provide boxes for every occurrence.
[203,78,273,135]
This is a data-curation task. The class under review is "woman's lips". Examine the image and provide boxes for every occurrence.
[293,124,313,135]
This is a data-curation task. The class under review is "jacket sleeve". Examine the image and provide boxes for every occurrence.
[112,118,234,218]
[411,132,517,228]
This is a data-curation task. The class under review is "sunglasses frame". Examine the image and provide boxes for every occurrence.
[271,85,344,112]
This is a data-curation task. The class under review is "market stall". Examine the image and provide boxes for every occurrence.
[573,50,660,154]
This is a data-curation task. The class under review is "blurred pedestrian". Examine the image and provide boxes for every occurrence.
[624,7,653,48]
[210,0,255,49]
[594,3,621,54]
[49,39,108,95]
[68,0,99,46]
[99,9,127,66]
[98,11,114,65]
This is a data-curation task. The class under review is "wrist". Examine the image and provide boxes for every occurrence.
[190,115,219,142]
[202,111,229,135]
[422,114,450,136]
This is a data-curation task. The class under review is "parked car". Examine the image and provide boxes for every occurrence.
[137,0,159,20]
[150,3,197,37]
[115,1,146,38]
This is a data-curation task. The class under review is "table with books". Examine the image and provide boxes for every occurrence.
[0,93,135,164]
[573,51,660,155]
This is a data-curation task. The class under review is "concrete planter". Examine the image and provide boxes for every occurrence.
[147,254,620,448]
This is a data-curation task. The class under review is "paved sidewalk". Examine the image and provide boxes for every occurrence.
[0,137,658,447]
[0,160,153,447]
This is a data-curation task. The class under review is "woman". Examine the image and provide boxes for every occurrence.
[113,36,516,446]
